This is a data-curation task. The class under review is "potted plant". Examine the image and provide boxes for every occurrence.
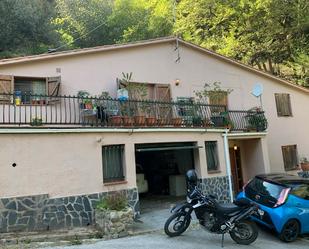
[95,192,133,238]
[246,107,268,132]
[131,88,147,127]
[142,101,156,126]
[77,90,91,109]
[156,102,173,127]
[192,116,203,127]
[300,157,309,171]
[171,116,182,127]
[203,118,214,128]
[120,101,134,127]
[30,117,43,126]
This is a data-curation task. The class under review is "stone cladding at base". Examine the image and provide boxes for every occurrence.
[0,188,138,233]
[198,176,230,203]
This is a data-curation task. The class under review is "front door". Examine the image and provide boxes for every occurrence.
[229,147,244,193]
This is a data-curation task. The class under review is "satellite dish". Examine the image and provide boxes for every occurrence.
[251,83,263,97]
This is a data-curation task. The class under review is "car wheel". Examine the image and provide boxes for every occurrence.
[279,219,300,242]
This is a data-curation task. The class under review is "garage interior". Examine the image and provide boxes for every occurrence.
[135,142,198,208]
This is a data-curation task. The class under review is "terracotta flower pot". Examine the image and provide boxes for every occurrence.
[109,116,122,126]
[172,117,182,127]
[122,116,134,127]
[134,116,146,126]
[157,118,167,126]
[301,163,309,171]
[146,117,156,126]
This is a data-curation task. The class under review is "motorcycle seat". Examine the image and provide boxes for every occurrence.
[215,203,243,215]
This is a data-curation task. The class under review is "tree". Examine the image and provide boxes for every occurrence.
[54,0,114,49]
[0,0,59,58]
[175,0,309,86]
[108,0,174,43]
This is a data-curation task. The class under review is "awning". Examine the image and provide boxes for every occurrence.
[136,145,202,152]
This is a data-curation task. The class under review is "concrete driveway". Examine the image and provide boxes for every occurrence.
[45,227,308,249]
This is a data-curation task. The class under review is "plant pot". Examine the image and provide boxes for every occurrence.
[192,117,203,127]
[134,116,146,126]
[301,163,309,171]
[146,117,156,126]
[122,116,134,127]
[109,116,122,126]
[157,118,167,126]
[172,117,182,127]
[85,103,93,109]
[203,119,213,128]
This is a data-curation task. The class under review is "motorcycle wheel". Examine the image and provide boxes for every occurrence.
[229,220,258,245]
[164,212,191,237]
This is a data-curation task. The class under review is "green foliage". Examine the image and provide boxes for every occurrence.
[0,0,60,58]
[96,193,128,211]
[70,235,82,245]
[194,82,233,104]
[176,0,309,86]
[0,0,307,86]
[30,117,43,126]
[77,90,90,98]
[246,108,268,131]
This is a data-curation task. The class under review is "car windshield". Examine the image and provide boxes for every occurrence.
[245,178,286,207]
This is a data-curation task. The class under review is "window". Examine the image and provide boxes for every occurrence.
[281,145,298,171]
[205,141,220,171]
[102,145,125,183]
[275,93,292,116]
[118,82,171,101]
[0,74,61,104]
[290,184,309,200]
[15,77,46,104]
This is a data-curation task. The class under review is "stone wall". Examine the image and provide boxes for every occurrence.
[198,176,230,203]
[0,188,138,233]
[95,207,134,239]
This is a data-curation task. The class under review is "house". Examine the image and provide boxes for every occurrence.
[0,37,308,233]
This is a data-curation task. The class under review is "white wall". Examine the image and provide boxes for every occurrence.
[0,41,308,173]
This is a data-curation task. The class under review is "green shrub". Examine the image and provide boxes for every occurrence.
[96,193,128,211]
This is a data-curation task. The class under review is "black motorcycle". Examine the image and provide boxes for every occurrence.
[164,170,262,246]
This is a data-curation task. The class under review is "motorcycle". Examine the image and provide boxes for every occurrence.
[164,171,262,247]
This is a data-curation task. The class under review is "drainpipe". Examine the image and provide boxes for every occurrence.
[223,129,234,203]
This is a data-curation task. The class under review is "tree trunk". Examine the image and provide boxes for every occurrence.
[262,63,268,72]
[268,58,274,74]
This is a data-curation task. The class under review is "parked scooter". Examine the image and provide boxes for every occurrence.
[164,170,262,246]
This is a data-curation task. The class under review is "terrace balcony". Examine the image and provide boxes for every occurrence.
[0,93,268,132]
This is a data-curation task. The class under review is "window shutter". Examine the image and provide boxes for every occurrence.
[47,76,61,96]
[209,91,228,106]
[155,85,171,102]
[275,93,292,116]
[282,145,298,171]
[0,74,13,103]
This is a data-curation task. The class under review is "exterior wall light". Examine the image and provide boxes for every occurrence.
[233,144,238,150]
[175,79,180,86]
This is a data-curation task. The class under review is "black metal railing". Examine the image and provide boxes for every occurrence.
[0,93,267,131]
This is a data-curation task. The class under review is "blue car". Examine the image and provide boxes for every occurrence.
[237,173,309,242]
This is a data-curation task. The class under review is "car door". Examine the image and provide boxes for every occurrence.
[290,183,309,233]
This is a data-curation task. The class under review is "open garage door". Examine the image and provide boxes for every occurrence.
[135,142,199,199]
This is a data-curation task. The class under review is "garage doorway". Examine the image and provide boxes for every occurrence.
[135,142,198,210]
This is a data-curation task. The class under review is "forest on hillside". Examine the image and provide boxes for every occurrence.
[0,0,308,86]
